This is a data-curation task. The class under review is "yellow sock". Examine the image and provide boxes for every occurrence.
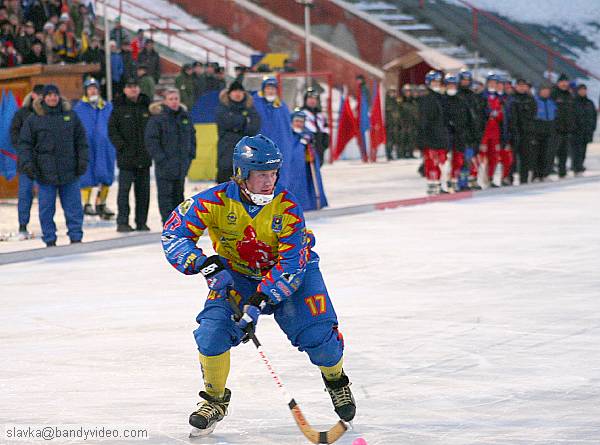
[320,357,344,381]
[81,187,92,204]
[199,351,230,399]
[96,185,110,205]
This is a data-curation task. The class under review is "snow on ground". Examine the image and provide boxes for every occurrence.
[2,181,600,444]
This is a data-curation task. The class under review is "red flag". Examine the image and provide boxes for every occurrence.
[333,94,358,161]
[369,81,386,162]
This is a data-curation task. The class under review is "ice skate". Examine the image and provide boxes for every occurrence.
[323,371,356,422]
[189,388,231,437]
[83,204,97,216]
[96,204,115,220]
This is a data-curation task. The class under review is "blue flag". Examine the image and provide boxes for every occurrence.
[0,89,19,180]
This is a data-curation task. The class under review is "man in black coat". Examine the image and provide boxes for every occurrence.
[418,71,449,195]
[551,74,576,177]
[457,70,484,189]
[10,83,44,237]
[108,78,153,232]
[121,39,138,81]
[509,79,537,183]
[145,88,196,224]
[573,84,597,175]
[215,80,261,183]
[137,39,161,84]
[18,84,88,247]
[443,74,474,191]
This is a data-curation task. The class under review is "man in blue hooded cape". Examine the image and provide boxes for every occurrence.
[251,76,295,186]
[287,110,328,211]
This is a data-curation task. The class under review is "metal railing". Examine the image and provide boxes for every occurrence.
[419,0,600,80]
[95,0,251,73]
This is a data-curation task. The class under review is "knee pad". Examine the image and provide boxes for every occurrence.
[295,323,344,368]
[194,317,243,357]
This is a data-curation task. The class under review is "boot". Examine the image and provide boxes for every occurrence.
[84,204,97,216]
[96,204,115,220]
[189,388,231,435]
[323,371,356,422]
[468,178,482,191]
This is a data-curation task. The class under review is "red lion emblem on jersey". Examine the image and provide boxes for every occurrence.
[236,225,276,271]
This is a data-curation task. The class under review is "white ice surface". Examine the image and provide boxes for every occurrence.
[2,182,600,444]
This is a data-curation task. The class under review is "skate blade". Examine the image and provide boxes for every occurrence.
[189,423,217,438]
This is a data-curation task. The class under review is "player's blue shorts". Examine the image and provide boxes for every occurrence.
[193,256,344,367]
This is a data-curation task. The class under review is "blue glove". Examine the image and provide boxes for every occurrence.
[237,292,267,331]
[199,255,233,293]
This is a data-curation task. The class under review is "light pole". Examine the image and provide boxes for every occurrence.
[296,0,314,88]
[102,0,113,101]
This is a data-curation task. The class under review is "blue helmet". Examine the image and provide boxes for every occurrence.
[291,109,306,121]
[444,73,458,85]
[233,134,282,180]
[458,69,472,82]
[83,77,99,90]
[425,70,443,85]
[486,72,501,82]
[261,76,278,90]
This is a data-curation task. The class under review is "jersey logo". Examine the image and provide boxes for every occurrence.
[236,225,276,271]
[178,198,194,216]
[272,215,283,233]
[227,212,237,224]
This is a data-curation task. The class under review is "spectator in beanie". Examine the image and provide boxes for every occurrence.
[136,64,155,100]
[22,39,46,64]
[175,63,196,111]
[145,88,196,224]
[572,84,597,175]
[10,83,45,238]
[215,80,261,183]
[18,84,88,247]
[137,38,160,83]
[108,77,153,232]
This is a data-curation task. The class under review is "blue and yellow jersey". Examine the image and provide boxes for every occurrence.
[162,181,316,300]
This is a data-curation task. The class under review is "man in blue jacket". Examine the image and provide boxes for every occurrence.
[145,88,196,224]
[18,84,88,246]
[74,77,116,219]
[532,84,557,181]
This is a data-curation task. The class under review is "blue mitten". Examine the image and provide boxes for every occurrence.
[199,255,233,294]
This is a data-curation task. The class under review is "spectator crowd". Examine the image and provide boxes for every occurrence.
[385,70,597,194]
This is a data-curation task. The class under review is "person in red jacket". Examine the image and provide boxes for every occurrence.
[479,73,505,186]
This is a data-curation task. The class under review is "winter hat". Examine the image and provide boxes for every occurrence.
[32,84,45,95]
[59,13,70,22]
[557,73,569,82]
[577,83,587,91]
[42,84,60,97]
[227,80,245,93]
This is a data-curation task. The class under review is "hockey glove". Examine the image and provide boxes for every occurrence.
[237,292,267,331]
[199,255,234,293]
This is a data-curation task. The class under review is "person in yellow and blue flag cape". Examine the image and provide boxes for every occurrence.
[161,134,355,435]
[73,78,117,219]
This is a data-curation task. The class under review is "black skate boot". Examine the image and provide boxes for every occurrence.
[323,371,356,422]
[96,204,115,220]
[189,388,231,437]
[84,204,97,216]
